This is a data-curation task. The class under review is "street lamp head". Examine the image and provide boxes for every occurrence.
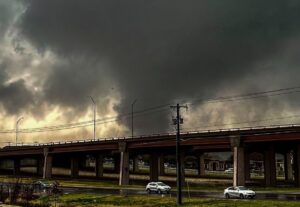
[87,96,95,104]
[17,116,24,124]
[132,99,138,106]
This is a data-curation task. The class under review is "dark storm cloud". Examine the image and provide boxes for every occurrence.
[0,69,34,115]
[18,0,300,132]
[43,56,113,113]
[0,1,17,39]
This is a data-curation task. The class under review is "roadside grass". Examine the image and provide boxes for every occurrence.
[37,194,300,207]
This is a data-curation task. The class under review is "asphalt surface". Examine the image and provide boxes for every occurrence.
[61,186,300,201]
[1,181,300,201]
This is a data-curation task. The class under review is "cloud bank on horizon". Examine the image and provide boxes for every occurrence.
[1,0,300,143]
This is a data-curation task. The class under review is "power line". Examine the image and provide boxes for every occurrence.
[0,106,171,134]
[1,85,300,134]
[186,86,300,106]
[17,123,300,146]
[181,114,300,132]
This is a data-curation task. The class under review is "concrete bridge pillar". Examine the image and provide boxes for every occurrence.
[264,145,276,187]
[198,153,205,177]
[71,156,79,178]
[119,142,129,186]
[150,153,159,181]
[284,151,293,181]
[13,158,21,176]
[37,157,44,177]
[159,154,165,176]
[230,136,245,186]
[43,148,52,179]
[95,154,104,178]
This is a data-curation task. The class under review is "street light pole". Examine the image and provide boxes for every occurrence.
[88,96,96,141]
[131,99,137,138]
[16,117,24,146]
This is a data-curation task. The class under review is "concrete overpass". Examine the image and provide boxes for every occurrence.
[1,125,300,187]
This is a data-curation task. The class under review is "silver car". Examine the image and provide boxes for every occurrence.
[224,186,255,199]
[146,182,171,194]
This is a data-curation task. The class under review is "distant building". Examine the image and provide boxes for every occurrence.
[205,159,232,171]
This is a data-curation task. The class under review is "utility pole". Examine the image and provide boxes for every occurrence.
[16,117,24,146]
[131,99,137,137]
[88,96,96,141]
[170,104,187,205]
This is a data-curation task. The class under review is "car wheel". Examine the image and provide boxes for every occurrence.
[240,194,244,199]
[147,189,151,194]
[158,189,162,194]
[225,193,230,199]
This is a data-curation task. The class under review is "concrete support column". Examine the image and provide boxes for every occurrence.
[119,142,129,186]
[294,144,300,187]
[150,153,159,181]
[264,145,276,187]
[233,147,245,186]
[13,158,21,176]
[244,151,250,180]
[37,157,44,177]
[71,156,79,178]
[231,136,245,186]
[95,154,104,178]
[158,154,165,176]
[198,153,205,177]
[43,148,52,179]
[284,151,293,181]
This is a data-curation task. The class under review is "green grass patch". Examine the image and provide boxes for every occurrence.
[42,193,300,207]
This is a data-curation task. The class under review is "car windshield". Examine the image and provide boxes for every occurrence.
[157,182,167,186]
[238,186,248,190]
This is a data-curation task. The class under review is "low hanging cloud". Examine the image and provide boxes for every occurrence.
[1,0,300,140]
[0,78,34,115]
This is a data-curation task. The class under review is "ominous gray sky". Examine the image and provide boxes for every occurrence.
[1,0,300,142]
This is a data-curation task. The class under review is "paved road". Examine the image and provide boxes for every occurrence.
[1,181,299,201]
[62,186,300,201]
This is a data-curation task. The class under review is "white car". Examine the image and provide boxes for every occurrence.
[146,182,171,194]
[224,168,234,173]
[224,186,255,199]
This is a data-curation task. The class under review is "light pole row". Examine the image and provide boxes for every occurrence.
[14,97,139,146]
[15,96,98,147]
